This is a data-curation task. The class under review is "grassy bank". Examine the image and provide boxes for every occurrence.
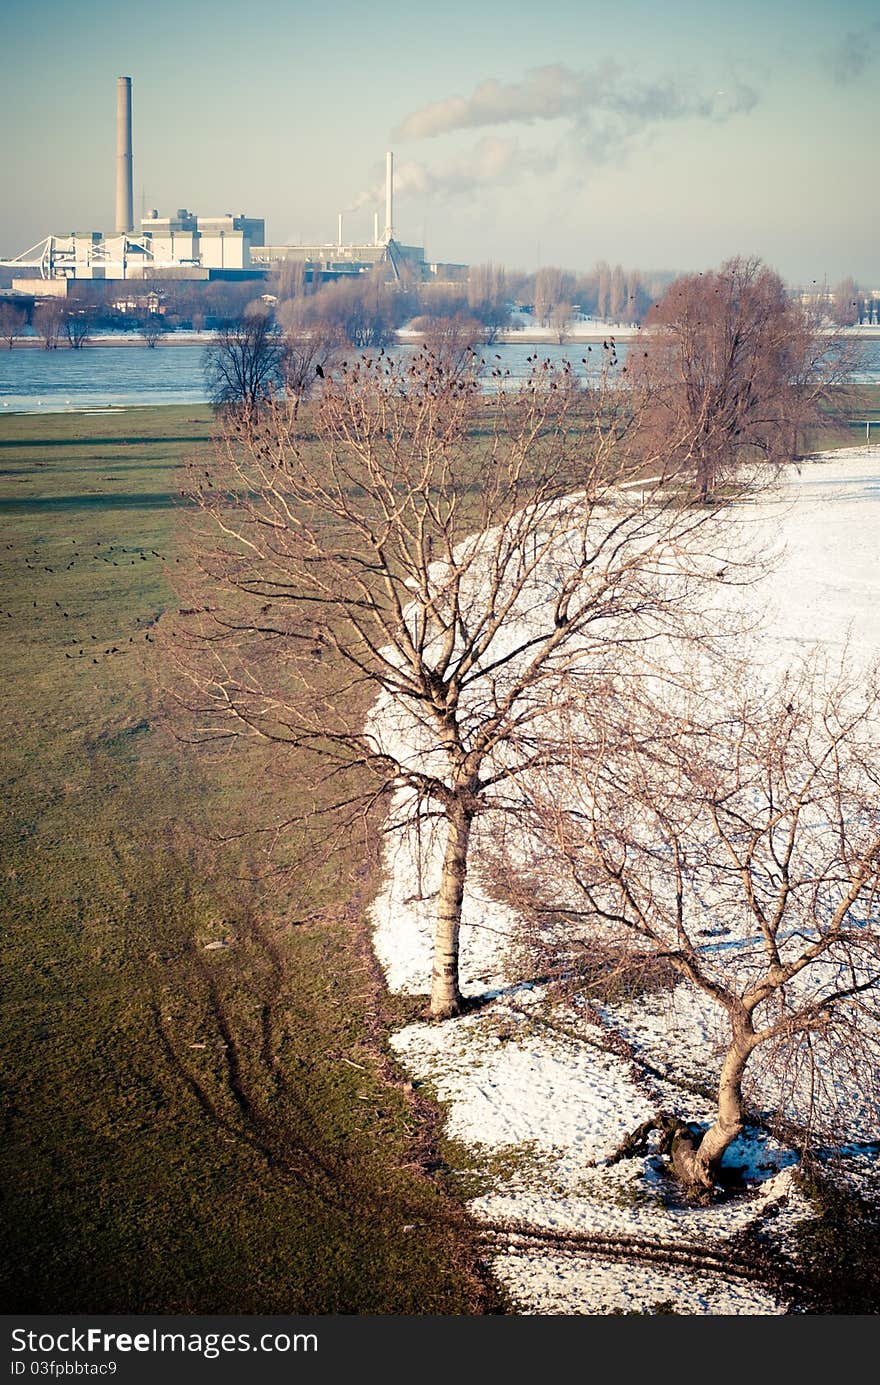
[801,383,880,453]
[0,405,501,1314]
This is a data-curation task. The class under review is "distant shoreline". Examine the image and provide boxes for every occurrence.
[1,334,212,349]
[3,330,643,349]
[4,323,879,350]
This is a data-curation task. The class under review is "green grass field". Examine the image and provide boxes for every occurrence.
[801,383,880,453]
[0,405,501,1314]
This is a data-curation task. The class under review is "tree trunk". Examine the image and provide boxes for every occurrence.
[696,449,713,504]
[429,803,472,1019]
[672,1034,754,1190]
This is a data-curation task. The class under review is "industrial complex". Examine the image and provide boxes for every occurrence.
[0,77,464,298]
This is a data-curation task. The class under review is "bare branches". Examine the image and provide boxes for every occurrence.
[0,301,26,349]
[633,257,861,500]
[506,655,880,1186]
[203,310,287,423]
[63,306,94,350]
[165,344,778,1019]
[32,298,65,350]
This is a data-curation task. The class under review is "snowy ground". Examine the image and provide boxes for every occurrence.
[369,446,880,1315]
[397,310,644,341]
[499,310,643,339]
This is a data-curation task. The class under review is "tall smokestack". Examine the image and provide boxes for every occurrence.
[115,77,133,234]
[338,211,343,247]
[384,150,394,243]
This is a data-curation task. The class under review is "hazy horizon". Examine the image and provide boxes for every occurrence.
[1,0,877,285]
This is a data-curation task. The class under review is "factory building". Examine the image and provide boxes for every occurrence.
[252,239,426,277]
[139,210,266,271]
[1,78,463,292]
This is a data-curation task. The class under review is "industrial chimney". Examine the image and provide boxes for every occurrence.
[115,77,133,234]
[384,150,394,244]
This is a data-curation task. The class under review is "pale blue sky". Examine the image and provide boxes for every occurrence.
[1,0,877,283]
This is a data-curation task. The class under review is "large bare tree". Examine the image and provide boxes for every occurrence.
[504,660,880,1190]
[634,257,858,501]
[164,348,772,1019]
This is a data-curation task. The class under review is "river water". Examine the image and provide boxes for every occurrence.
[1,337,879,414]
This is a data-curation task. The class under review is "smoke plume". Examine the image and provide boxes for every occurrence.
[829,22,880,84]
[394,61,757,146]
[347,137,553,212]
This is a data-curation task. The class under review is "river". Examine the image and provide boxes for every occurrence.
[1,337,879,414]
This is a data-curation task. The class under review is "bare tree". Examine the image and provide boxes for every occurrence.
[466,262,500,311]
[609,264,626,323]
[298,270,400,350]
[165,350,769,1019]
[595,261,611,321]
[572,265,649,325]
[33,299,65,350]
[633,257,858,502]
[413,312,488,380]
[549,302,573,344]
[467,263,511,343]
[203,309,287,424]
[624,270,648,325]
[534,267,574,328]
[0,302,25,349]
[63,306,94,349]
[269,258,307,304]
[141,314,167,348]
[831,277,860,327]
[275,314,343,398]
[414,283,468,321]
[506,660,880,1190]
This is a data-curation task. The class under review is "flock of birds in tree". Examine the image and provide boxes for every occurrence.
[317,338,624,387]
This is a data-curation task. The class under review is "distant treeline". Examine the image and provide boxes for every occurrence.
[3,261,877,354]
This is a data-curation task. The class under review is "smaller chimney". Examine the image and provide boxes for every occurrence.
[374,211,379,245]
[384,150,394,243]
[338,212,343,247]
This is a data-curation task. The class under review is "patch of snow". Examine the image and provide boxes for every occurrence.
[490,1251,784,1315]
[394,1007,652,1163]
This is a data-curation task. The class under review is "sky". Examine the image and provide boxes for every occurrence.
[0,0,877,285]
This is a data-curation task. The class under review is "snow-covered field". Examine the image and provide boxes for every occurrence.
[370,446,880,1315]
